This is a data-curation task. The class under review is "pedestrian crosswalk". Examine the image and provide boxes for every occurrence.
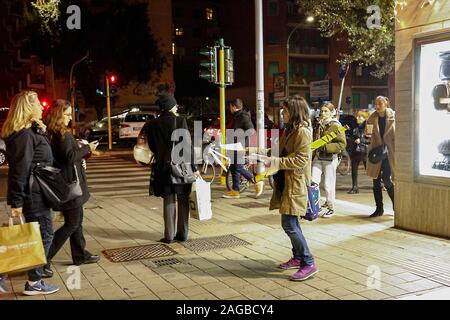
[86,155,150,198]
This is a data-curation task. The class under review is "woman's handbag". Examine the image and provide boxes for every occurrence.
[355,142,368,154]
[31,163,82,209]
[368,144,388,164]
[169,117,196,185]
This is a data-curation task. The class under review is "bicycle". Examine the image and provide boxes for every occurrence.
[337,149,351,176]
[225,156,274,193]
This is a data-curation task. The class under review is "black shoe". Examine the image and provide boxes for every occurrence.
[42,265,54,278]
[370,207,384,217]
[158,238,174,244]
[347,188,359,194]
[74,255,100,266]
[174,235,187,242]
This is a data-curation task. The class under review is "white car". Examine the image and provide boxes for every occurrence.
[119,110,157,145]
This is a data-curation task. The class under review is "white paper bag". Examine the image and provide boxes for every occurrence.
[190,179,213,220]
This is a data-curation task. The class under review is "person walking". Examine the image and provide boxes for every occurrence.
[268,95,318,281]
[311,102,346,218]
[147,95,200,244]
[348,110,370,194]
[42,99,100,272]
[366,96,395,217]
[222,98,264,199]
[1,91,59,295]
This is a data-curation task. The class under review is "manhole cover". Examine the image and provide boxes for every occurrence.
[181,234,251,252]
[232,202,268,209]
[143,257,183,268]
[102,244,177,263]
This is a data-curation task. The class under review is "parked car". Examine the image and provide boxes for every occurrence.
[84,114,126,144]
[133,121,153,165]
[0,138,6,166]
[119,109,158,145]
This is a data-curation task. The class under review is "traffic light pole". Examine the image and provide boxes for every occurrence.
[105,76,113,150]
[218,39,227,185]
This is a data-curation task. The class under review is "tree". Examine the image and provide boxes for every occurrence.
[297,0,396,78]
[24,0,168,117]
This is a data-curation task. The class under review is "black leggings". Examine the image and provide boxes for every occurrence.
[351,153,367,188]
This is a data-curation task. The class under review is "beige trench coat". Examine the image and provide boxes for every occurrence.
[365,108,396,179]
[269,122,312,216]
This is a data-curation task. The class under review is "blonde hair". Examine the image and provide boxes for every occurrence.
[43,99,72,141]
[356,110,369,120]
[1,91,46,139]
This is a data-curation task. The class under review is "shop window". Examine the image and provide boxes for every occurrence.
[206,8,214,21]
[269,62,279,78]
[315,64,325,79]
[268,0,279,16]
[352,93,360,108]
[175,28,184,36]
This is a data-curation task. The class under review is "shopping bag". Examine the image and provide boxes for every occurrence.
[0,216,47,274]
[189,178,213,221]
[302,183,321,221]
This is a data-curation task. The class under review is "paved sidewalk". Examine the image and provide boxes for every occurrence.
[1,177,449,300]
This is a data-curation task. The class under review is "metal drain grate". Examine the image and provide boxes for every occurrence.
[232,202,268,209]
[143,257,183,268]
[102,244,177,263]
[181,234,251,252]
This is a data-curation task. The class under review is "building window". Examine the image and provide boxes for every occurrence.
[268,0,279,16]
[269,62,279,77]
[268,32,280,45]
[172,43,176,55]
[206,8,214,21]
[175,28,184,36]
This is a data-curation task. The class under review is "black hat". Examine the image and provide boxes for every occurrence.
[156,95,177,111]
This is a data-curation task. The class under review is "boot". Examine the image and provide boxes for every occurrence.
[386,185,395,210]
[347,185,359,194]
[370,187,384,217]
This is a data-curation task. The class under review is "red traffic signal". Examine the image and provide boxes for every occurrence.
[40,99,49,109]
[109,74,117,83]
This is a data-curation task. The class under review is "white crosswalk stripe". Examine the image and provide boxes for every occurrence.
[85,156,150,198]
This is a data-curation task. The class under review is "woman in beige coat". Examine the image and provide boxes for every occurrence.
[366,96,395,217]
[268,95,318,281]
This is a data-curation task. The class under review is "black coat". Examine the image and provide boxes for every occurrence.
[349,122,370,156]
[50,132,90,210]
[230,110,254,160]
[6,122,53,216]
[147,112,196,197]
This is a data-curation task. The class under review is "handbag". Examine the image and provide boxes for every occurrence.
[0,216,47,274]
[355,143,368,154]
[31,163,83,210]
[169,117,196,185]
[317,151,334,161]
[368,144,388,164]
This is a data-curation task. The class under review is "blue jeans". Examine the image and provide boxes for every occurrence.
[281,215,314,266]
[230,164,254,192]
[25,212,54,281]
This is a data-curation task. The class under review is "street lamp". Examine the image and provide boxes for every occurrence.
[69,52,89,134]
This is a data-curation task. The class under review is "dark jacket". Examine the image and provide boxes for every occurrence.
[231,109,254,159]
[313,118,347,160]
[50,132,90,210]
[350,122,370,156]
[6,122,53,216]
[147,111,196,197]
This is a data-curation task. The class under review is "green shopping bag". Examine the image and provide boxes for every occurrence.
[0,216,47,274]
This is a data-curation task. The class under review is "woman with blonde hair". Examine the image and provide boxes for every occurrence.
[43,99,100,271]
[269,95,318,281]
[1,90,59,295]
[348,110,370,194]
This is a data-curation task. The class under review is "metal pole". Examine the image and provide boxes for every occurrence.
[106,76,112,150]
[286,24,301,99]
[255,0,265,174]
[218,38,227,185]
[69,54,88,135]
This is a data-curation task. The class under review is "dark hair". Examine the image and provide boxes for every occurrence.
[285,95,311,128]
[229,98,243,110]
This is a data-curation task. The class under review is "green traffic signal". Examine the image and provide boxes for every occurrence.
[199,46,218,83]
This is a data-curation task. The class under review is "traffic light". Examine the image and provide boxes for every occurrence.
[106,72,118,96]
[199,46,218,83]
[96,88,104,96]
[224,47,234,85]
[40,98,50,110]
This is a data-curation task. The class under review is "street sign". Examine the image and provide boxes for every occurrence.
[273,72,286,103]
[310,80,331,103]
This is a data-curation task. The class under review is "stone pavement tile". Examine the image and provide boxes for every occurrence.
[156,288,188,300]
[132,292,160,300]
[16,294,46,300]
[268,287,297,299]
[305,279,337,291]
[381,274,408,285]
[376,285,409,297]
[286,283,319,295]
[220,277,249,290]
[186,258,220,270]
[212,288,241,299]
[123,286,152,298]
[324,287,355,298]
[302,290,337,300]
[284,294,309,300]
[315,270,341,280]
[252,279,284,292]
[144,277,176,293]
[343,284,370,294]
[201,281,231,294]
[179,285,209,297]
[185,272,220,285]
[358,289,390,300]
[339,294,369,300]
[395,272,424,282]
[98,288,129,300]
[228,295,248,300]
[395,279,444,293]
[171,262,199,274]
[381,266,408,275]
[188,292,219,300]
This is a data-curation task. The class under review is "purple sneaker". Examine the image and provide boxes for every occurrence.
[278,258,301,270]
[290,264,318,281]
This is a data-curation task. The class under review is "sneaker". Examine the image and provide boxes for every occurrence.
[321,208,335,218]
[290,264,318,281]
[255,181,264,198]
[42,265,54,278]
[0,277,8,294]
[278,258,301,270]
[222,191,240,199]
[23,280,59,296]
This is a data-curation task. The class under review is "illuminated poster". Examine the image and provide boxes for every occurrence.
[416,38,450,178]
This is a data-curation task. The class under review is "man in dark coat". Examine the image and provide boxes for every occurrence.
[222,98,264,199]
[147,95,199,243]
